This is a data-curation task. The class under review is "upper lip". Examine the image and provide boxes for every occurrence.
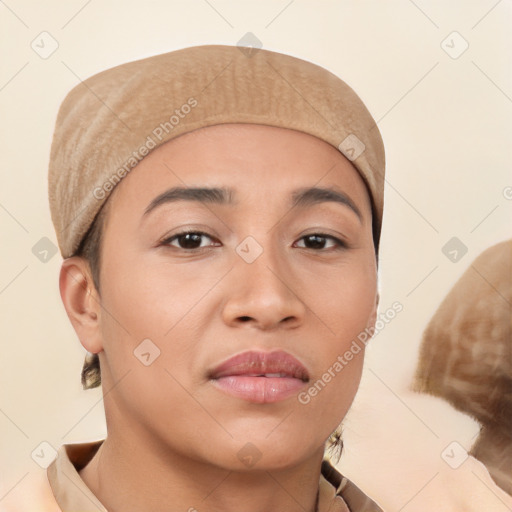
[209,350,310,381]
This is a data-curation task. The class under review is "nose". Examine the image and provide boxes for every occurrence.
[221,243,306,331]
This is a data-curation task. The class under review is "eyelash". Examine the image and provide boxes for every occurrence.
[160,230,348,252]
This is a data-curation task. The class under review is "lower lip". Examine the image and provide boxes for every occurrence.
[212,376,306,404]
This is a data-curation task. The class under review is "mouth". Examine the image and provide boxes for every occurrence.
[209,350,310,404]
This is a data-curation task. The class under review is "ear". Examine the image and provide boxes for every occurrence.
[59,256,103,354]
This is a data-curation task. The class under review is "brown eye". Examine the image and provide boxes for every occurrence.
[161,231,219,250]
[295,234,346,251]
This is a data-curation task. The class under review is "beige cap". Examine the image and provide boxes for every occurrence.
[48,44,385,258]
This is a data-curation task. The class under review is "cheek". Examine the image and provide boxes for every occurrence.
[96,263,200,432]
[306,260,377,346]
[295,263,376,426]
[97,255,217,391]
[99,254,203,338]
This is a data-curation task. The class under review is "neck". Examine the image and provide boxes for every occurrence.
[79,430,325,512]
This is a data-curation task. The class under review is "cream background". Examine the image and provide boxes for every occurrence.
[0,1,511,510]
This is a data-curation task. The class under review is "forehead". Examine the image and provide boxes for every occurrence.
[106,123,371,214]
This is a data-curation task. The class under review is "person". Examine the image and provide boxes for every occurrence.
[4,44,386,511]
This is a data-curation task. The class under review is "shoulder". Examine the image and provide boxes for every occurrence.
[0,469,61,512]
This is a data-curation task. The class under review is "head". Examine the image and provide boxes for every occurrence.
[60,122,378,470]
[50,44,385,470]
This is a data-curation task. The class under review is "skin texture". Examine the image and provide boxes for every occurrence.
[60,123,378,512]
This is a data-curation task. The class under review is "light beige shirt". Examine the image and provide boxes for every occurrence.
[1,440,384,512]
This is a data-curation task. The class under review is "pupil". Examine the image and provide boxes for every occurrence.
[181,233,201,248]
[307,235,324,249]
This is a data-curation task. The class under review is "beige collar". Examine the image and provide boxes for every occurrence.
[47,440,382,512]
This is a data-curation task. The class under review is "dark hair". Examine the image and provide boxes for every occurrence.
[75,200,110,294]
[73,199,110,389]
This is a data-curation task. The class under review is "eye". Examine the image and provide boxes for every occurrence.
[160,231,347,252]
[294,233,346,251]
[161,231,220,250]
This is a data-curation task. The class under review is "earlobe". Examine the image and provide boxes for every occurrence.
[59,257,103,354]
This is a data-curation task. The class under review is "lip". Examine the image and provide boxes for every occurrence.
[209,350,310,404]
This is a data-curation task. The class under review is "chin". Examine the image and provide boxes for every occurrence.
[209,432,325,473]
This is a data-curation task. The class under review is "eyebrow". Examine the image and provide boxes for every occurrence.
[143,185,362,221]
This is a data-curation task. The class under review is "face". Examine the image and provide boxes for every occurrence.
[93,123,377,470]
